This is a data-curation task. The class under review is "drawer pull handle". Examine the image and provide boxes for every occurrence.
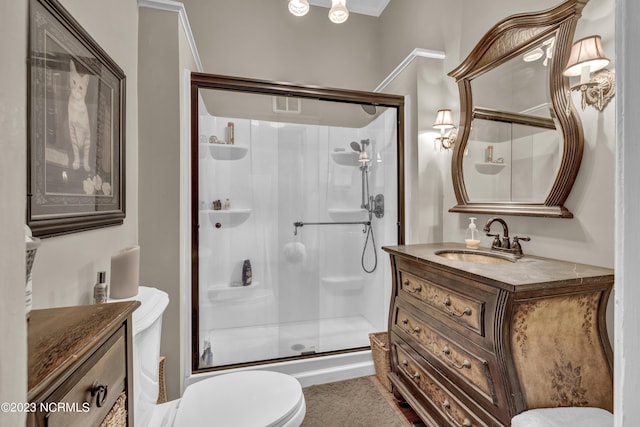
[399,317,420,334]
[91,381,108,408]
[403,280,422,293]
[442,399,472,427]
[443,297,472,317]
[442,346,472,370]
[400,360,421,381]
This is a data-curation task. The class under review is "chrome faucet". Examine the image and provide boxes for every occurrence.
[483,217,530,257]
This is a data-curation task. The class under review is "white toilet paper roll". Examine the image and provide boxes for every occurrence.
[110,246,140,299]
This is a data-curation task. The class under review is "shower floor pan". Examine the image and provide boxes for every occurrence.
[201,315,377,368]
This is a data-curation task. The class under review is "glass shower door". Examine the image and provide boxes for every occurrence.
[191,77,402,373]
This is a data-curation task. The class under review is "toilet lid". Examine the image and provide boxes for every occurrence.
[174,371,304,427]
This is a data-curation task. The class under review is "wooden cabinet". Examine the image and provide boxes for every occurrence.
[383,243,613,427]
[27,301,140,427]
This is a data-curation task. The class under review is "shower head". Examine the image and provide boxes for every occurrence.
[361,104,377,115]
[350,141,362,152]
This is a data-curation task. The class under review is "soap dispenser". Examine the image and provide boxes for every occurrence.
[465,217,480,249]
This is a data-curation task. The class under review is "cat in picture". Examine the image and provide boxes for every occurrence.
[68,59,91,172]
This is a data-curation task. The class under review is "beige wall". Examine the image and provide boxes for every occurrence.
[615,0,640,422]
[377,0,615,269]
[0,1,28,425]
[181,0,383,91]
[138,7,198,400]
[28,0,140,309]
[0,0,139,421]
[440,0,615,268]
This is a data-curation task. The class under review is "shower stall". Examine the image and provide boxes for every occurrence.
[190,74,404,377]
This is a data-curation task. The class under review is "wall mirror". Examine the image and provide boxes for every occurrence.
[448,0,588,218]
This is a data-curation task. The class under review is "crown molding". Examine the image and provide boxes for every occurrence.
[138,0,203,72]
[374,48,445,92]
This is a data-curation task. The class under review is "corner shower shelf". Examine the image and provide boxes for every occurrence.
[474,162,508,175]
[331,151,360,167]
[204,208,251,227]
[202,143,248,160]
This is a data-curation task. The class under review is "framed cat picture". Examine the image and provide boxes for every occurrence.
[27,0,126,237]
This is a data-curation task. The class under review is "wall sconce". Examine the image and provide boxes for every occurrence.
[433,109,458,151]
[288,0,310,17]
[563,35,615,111]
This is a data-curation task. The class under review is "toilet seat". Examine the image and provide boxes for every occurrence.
[173,371,306,427]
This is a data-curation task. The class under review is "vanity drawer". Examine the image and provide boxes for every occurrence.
[397,259,498,337]
[394,343,495,427]
[45,327,127,427]
[392,305,499,407]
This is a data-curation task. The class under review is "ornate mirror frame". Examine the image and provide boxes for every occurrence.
[449,0,588,218]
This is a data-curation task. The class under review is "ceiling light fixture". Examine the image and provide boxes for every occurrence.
[288,0,310,17]
[329,0,349,24]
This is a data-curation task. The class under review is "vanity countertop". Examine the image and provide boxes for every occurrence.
[382,242,613,292]
[27,301,140,400]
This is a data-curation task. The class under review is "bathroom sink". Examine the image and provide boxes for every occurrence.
[435,249,516,264]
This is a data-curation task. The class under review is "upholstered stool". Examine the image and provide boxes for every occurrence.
[511,407,613,427]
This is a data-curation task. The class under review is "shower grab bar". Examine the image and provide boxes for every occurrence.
[293,220,371,236]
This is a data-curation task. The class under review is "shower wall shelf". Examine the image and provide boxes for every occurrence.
[201,143,248,160]
[474,162,508,174]
[204,208,251,227]
[330,151,360,166]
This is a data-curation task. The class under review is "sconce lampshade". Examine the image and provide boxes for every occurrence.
[563,35,610,77]
[329,0,349,24]
[433,109,454,130]
[288,0,310,17]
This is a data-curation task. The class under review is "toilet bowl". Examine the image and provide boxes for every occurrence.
[113,286,306,427]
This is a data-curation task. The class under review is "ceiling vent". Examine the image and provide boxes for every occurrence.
[273,96,301,114]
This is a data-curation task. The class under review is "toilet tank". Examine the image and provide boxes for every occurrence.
[126,286,169,427]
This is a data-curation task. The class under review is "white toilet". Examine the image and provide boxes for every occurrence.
[124,286,306,427]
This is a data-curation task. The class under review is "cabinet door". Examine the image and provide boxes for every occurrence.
[44,328,127,427]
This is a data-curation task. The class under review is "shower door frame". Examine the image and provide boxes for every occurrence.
[190,72,405,373]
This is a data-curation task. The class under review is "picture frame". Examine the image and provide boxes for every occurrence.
[28,0,126,237]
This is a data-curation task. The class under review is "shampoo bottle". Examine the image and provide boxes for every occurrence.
[465,217,480,249]
[93,271,107,304]
[241,259,252,286]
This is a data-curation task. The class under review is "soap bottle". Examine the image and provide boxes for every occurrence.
[93,271,107,304]
[227,122,235,145]
[485,145,494,163]
[465,217,480,249]
[241,259,252,286]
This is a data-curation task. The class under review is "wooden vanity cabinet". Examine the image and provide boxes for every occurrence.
[27,301,139,427]
[383,243,614,427]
